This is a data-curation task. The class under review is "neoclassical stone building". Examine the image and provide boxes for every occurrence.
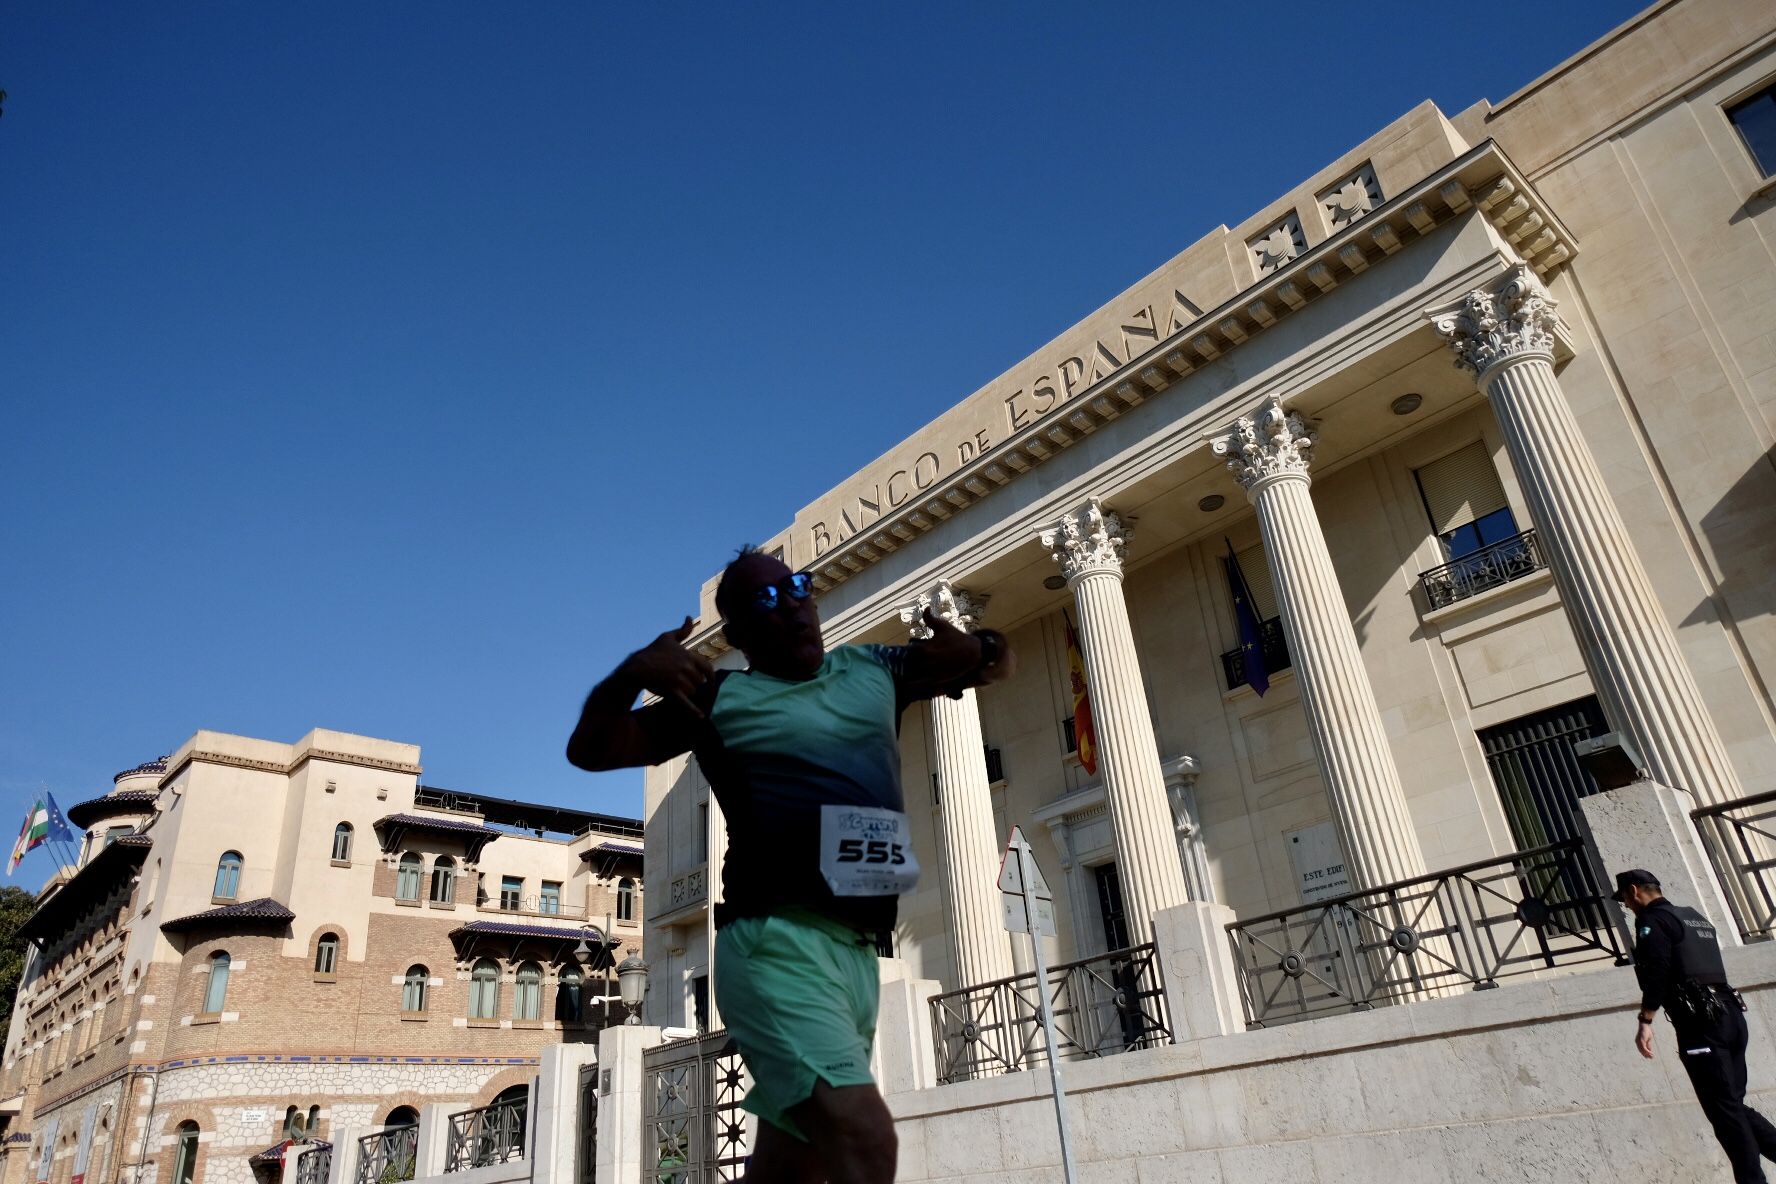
[0,730,643,1184]
[644,0,1776,1026]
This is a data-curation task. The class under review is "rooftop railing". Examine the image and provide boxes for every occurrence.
[1226,839,1629,1026]
[445,1096,527,1173]
[1418,529,1545,610]
[929,942,1169,1084]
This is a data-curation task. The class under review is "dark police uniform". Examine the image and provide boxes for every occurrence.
[1635,898,1776,1182]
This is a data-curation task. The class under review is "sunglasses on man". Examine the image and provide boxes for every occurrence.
[750,571,815,614]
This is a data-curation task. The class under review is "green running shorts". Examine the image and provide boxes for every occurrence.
[713,908,880,1139]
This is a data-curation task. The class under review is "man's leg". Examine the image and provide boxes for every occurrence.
[740,1121,825,1184]
[1681,1021,1769,1184]
[1721,1007,1776,1162]
[783,1081,896,1184]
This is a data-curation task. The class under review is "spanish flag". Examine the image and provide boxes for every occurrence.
[1065,614,1098,776]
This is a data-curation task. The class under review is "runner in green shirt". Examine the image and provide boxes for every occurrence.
[568,548,1014,1184]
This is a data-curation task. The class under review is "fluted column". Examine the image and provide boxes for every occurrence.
[1214,401,1428,890]
[1039,501,1192,932]
[1428,265,1744,805]
[900,582,1016,991]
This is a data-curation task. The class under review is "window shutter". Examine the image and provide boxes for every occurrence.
[1416,442,1509,534]
[1233,543,1280,620]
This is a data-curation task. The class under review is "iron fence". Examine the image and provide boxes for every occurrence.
[355,1126,417,1184]
[928,942,1169,1085]
[1693,789,1776,941]
[445,1096,528,1172]
[295,1145,331,1184]
[1226,839,1629,1026]
[641,1030,752,1184]
[1418,529,1545,610]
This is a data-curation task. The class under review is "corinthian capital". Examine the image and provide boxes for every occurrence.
[1212,396,1314,490]
[1426,263,1568,383]
[1039,498,1129,583]
[899,581,987,639]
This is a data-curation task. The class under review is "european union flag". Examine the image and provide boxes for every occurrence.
[44,793,76,844]
[1224,539,1270,697]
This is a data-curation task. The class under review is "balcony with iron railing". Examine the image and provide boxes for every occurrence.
[295,1144,331,1184]
[1220,615,1290,691]
[928,942,1170,1084]
[444,1095,528,1173]
[356,1125,417,1184]
[1693,789,1776,942]
[1418,528,1546,611]
[1225,839,1629,1026]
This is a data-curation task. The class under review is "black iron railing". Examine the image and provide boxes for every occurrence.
[296,1145,332,1184]
[1225,840,1629,1026]
[1220,616,1290,691]
[642,1030,751,1184]
[928,943,1169,1084]
[355,1126,416,1184]
[1419,529,1545,610]
[445,1096,527,1172]
[1693,790,1776,942]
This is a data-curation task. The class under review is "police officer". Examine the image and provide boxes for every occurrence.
[1619,868,1776,1182]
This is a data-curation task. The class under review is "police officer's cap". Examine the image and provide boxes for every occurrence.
[1611,868,1660,901]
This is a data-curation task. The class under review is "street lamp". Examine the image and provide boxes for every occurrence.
[616,953,649,1025]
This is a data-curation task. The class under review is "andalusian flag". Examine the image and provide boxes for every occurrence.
[8,800,50,876]
[1064,613,1098,777]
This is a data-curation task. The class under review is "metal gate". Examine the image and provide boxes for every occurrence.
[641,1031,752,1184]
[1479,697,1608,850]
[577,1065,598,1184]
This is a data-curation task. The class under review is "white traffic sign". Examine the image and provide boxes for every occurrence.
[998,824,1077,1184]
[997,826,1054,898]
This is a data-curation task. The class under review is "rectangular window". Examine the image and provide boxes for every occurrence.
[103,826,132,847]
[696,802,709,863]
[691,974,709,1034]
[1231,543,1279,620]
[1414,441,1515,559]
[539,881,561,915]
[1728,82,1776,177]
[500,877,523,911]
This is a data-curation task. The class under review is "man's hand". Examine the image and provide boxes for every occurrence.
[1635,1017,1656,1059]
[621,616,715,718]
[902,608,1017,697]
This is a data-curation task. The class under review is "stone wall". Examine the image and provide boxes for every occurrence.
[885,940,1776,1183]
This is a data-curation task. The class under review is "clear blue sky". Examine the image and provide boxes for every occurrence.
[2,2,1634,850]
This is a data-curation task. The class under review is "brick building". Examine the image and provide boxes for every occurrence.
[0,729,642,1184]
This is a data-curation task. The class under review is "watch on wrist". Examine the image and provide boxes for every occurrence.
[1637,1012,1655,1024]
[975,630,1002,669]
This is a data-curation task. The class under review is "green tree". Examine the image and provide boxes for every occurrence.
[0,885,40,1048]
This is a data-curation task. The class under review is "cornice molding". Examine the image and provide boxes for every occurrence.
[686,143,1577,658]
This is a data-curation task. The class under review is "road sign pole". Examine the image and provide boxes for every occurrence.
[1015,836,1078,1184]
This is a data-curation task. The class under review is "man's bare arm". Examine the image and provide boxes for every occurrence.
[897,608,1017,700]
[566,617,712,772]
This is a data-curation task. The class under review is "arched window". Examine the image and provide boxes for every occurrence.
[314,933,339,976]
[555,966,583,1025]
[331,823,353,862]
[284,1106,302,1138]
[514,962,542,1021]
[307,1105,321,1136]
[616,877,636,922]
[396,853,422,901]
[201,952,230,1015]
[385,1106,419,1129]
[402,965,428,1013]
[213,851,243,900]
[469,959,500,1019]
[172,1121,199,1184]
[430,856,456,904]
